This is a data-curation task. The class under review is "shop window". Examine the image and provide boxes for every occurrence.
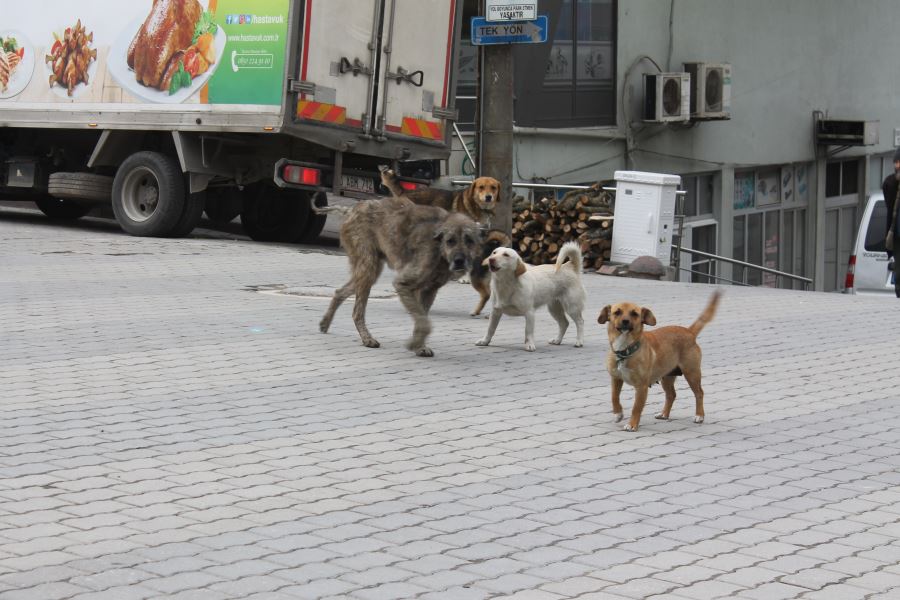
[514,0,617,127]
[680,173,714,218]
[456,0,617,130]
[826,159,859,198]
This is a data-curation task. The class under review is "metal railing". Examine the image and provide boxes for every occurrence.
[676,246,812,290]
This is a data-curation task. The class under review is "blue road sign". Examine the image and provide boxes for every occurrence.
[471,15,548,45]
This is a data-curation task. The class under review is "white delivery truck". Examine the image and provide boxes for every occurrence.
[0,0,462,242]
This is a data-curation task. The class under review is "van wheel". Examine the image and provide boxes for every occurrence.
[34,196,92,220]
[240,184,310,243]
[112,151,186,237]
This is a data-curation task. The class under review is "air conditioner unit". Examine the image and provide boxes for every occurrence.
[815,119,879,146]
[643,73,690,123]
[683,62,732,120]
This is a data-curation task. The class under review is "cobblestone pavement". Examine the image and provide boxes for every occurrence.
[2,209,899,600]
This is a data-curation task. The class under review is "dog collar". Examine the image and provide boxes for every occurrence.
[613,340,641,362]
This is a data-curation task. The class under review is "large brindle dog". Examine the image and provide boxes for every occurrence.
[317,196,482,357]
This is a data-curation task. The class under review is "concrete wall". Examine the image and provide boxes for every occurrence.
[498,0,900,184]
[621,0,899,173]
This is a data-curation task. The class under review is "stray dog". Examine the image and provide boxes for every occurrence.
[380,167,500,224]
[597,291,722,432]
[476,241,586,351]
[469,229,511,316]
[317,196,481,357]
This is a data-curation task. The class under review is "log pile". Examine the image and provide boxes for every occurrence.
[511,183,615,270]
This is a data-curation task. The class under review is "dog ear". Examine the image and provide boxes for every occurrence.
[515,258,527,277]
[463,180,476,205]
[598,305,610,324]
[641,307,657,326]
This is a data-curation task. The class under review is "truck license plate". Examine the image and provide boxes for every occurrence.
[341,174,375,194]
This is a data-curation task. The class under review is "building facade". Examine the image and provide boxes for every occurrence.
[452,0,898,292]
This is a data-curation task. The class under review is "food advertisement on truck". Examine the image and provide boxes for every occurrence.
[1,0,289,107]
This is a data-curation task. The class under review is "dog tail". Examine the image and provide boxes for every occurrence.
[311,204,353,217]
[378,165,405,198]
[554,241,583,274]
[688,290,722,337]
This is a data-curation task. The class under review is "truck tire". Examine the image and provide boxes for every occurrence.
[203,187,243,224]
[34,196,92,220]
[240,184,310,243]
[112,151,186,237]
[300,192,327,243]
[169,191,205,238]
[48,172,114,202]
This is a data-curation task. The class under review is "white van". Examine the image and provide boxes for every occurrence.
[845,192,896,296]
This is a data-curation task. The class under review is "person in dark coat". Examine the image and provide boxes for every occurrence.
[881,147,900,260]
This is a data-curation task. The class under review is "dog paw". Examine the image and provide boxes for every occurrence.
[318,320,330,333]
[524,343,537,352]
[574,340,583,348]
[655,412,670,420]
[693,415,704,424]
[623,423,638,432]
[362,338,381,348]
[415,347,434,357]
[470,311,481,317]
[457,276,471,284]
[475,338,490,346]
[613,412,623,423]
[548,338,562,345]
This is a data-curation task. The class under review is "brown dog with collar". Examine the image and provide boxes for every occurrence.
[597,291,721,431]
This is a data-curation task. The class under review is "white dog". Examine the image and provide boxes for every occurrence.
[476,241,586,351]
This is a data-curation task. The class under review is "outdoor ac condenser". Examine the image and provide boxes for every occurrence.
[610,171,682,265]
[642,73,690,123]
[683,62,732,120]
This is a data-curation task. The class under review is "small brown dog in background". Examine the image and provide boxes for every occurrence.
[597,291,721,431]
[380,167,500,224]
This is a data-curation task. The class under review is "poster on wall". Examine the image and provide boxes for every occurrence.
[1,0,289,107]
[734,172,755,210]
[796,163,809,204]
[756,170,780,207]
[781,166,794,204]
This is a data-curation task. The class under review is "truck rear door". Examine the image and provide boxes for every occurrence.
[296,0,380,134]
[376,0,459,147]
[294,0,459,148]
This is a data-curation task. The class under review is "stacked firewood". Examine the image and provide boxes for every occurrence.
[511,183,614,270]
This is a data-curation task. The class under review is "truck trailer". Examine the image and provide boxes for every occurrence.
[0,0,462,242]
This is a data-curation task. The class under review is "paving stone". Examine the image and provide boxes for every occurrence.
[2,217,899,600]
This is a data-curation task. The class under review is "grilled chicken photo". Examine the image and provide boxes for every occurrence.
[127,0,203,90]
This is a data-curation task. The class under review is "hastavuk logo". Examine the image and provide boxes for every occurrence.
[225,14,285,25]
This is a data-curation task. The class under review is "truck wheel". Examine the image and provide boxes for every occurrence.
[300,192,327,243]
[34,196,92,220]
[204,187,242,224]
[240,184,310,243]
[48,172,114,202]
[112,151,186,237]
[169,191,205,238]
